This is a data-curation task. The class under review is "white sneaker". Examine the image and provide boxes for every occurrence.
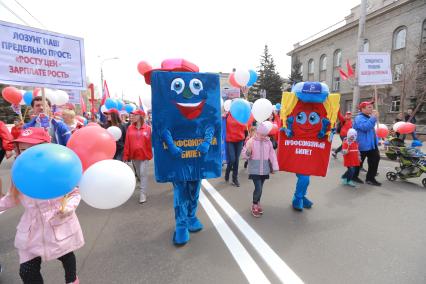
[139,193,147,204]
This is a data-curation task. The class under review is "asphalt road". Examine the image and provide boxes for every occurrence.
[1,152,426,284]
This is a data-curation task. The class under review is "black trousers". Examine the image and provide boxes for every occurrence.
[354,148,380,181]
[19,252,76,284]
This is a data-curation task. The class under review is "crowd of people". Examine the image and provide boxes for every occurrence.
[0,93,421,283]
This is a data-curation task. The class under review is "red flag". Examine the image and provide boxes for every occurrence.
[346,60,354,78]
[339,68,348,80]
[101,80,110,105]
[80,93,86,113]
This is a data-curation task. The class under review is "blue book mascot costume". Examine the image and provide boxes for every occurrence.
[140,59,221,245]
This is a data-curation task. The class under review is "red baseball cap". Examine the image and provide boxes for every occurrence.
[104,108,119,115]
[14,127,51,144]
[131,109,146,116]
[359,101,374,110]
[140,59,199,85]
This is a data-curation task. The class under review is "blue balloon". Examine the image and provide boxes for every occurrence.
[275,103,281,111]
[230,99,251,124]
[105,98,118,110]
[247,70,258,87]
[23,91,33,106]
[125,104,135,113]
[117,100,124,110]
[12,144,83,199]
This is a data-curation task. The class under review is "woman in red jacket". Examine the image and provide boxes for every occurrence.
[332,111,352,158]
[0,120,14,165]
[123,109,153,204]
[225,113,247,187]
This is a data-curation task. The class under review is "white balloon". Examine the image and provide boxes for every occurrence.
[79,160,136,209]
[262,121,273,132]
[234,70,250,87]
[44,88,57,103]
[54,90,69,106]
[252,98,273,122]
[100,105,108,113]
[224,100,232,112]
[20,90,26,95]
[393,121,405,132]
[107,126,122,141]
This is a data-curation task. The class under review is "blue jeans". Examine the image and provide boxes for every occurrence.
[342,167,356,181]
[225,141,244,180]
[252,177,266,204]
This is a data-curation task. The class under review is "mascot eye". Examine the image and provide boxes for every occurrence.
[296,112,307,124]
[308,112,320,125]
[171,78,185,94]
[189,79,203,95]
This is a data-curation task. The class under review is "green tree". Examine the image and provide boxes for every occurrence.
[250,45,284,104]
[288,57,303,88]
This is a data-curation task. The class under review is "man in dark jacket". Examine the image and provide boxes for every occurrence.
[352,101,381,186]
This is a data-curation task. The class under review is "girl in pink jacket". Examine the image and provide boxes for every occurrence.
[242,122,279,217]
[0,127,83,284]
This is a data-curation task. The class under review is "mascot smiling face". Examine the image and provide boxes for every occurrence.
[170,76,207,120]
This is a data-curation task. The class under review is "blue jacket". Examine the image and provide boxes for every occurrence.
[24,117,71,146]
[353,113,378,151]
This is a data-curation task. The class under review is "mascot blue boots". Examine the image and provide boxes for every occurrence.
[139,59,221,245]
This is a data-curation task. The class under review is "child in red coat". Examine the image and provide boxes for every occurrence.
[341,128,361,187]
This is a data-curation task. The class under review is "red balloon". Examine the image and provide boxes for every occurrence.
[397,122,416,134]
[137,61,152,75]
[67,126,116,170]
[376,127,389,138]
[229,73,241,88]
[33,88,41,97]
[87,122,100,127]
[2,86,22,105]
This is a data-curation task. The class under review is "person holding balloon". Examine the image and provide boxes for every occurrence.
[62,109,84,134]
[24,97,71,146]
[0,128,83,284]
[352,101,382,186]
[123,109,153,204]
[103,108,127,161]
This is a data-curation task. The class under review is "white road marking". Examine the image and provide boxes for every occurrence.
[202,179,304,284]
[199,190,271,284]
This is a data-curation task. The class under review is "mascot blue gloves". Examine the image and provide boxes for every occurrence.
[278,82,340,211]
[140,59,221,245]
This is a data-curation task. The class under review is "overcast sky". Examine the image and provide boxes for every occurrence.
[0,0,361,102]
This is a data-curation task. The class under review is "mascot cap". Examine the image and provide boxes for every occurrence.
[140,59,199,85]
[292,82,329,103]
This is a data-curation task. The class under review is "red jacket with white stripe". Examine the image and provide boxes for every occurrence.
[123,123,153,161]
[0,121,14,151]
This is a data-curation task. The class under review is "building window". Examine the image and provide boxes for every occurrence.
[390,96,400,112]
[333,49,342,67]
[393,26,407,50]
[299,64,303,79]
[319,54,327,81]
[422,20,426,45]
[394,64,404,81]
[363,39,369,52]
[345,100,353,113]
[308,59,314,81]
[333,77,340,91]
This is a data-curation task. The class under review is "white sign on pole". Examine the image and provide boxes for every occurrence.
[358,52,392,86]
[0,20,86,90]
